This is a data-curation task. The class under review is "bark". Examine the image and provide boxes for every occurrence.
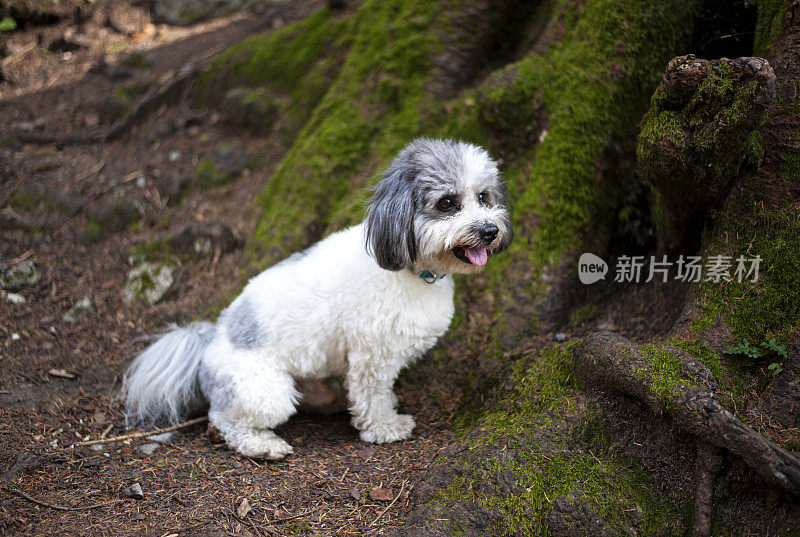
[573,332,800,497]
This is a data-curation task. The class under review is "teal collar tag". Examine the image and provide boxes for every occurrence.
[418,270,446,284]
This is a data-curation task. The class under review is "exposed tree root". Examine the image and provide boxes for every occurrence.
[692,442,723,537]
[12,46,225,146]
[573,332,800,497]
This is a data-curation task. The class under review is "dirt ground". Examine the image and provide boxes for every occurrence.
[0,1,475,535]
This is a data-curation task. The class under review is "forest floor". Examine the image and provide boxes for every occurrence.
[0,1,479,535]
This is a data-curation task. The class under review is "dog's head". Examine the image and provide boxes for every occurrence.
[365,138,513,275]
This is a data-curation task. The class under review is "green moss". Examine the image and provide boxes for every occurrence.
[753,0,790,57]
[439,345,680,535]
[465,0,701,299]
[569,304,598,328]
[80,221,104,243]
[204,9,355,141]
[246,0,441,267]
[695,204,800,346]
[127,236,176,263]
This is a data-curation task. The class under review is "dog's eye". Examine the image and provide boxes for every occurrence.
[436,197,455,211]
[478,191,490,204]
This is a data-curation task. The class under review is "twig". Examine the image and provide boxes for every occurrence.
[72,416,208,446]
[3,486,124,511]
[0,42,36,66]
[99,423,113,439]
[158,520,212,537]
[369,479,406,526]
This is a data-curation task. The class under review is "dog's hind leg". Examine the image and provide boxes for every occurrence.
[203,361,300,459]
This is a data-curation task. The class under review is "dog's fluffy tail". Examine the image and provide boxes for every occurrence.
[124,322,215,428]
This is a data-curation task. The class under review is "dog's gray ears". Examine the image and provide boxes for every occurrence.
[365,164,417,271]
[491,182,514,255]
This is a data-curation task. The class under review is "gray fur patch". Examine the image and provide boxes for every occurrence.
[226,297,261,349]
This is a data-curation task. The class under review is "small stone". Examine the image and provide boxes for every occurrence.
[157,174,192,205]
[1,260,40,291]
[11,333,20,341]
[196,144,252,188]
[123,262,175,306]
[174,222,241,254]
[90,444,106,451]
[220,87,277,133]
[138,443,160,455]
[168,150,181,162]
[125,482,144,499]
[89,196,141,233]
[63,295,93,323]
[5,292,26,304]
[146,432,174,443]
[555,332,567,342]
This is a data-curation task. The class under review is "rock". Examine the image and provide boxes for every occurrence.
[146,432,174,443]
[88,195,141,233]
[138,443,160,455]
[196,144,253,188]
[157,173,192,205]
[151,0,262,25]
[123,262,175,306]
[1,260,40,291]
[5,292,26,304]
[145,118,176,144]
[63,295,92,323]
[173,222,241,254]
[124,482,144,499]
[219,87,277,134]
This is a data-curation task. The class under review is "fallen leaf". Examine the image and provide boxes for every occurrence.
[48,369,76,379]
[237,497,251,519]
[357,446,375,460]
[370,487,394,502]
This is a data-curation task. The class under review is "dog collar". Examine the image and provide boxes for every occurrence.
[418,270,446,284]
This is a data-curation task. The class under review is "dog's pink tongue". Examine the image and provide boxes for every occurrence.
[465,247,488,267]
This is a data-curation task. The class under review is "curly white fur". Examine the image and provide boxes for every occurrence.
[124,138,512,459]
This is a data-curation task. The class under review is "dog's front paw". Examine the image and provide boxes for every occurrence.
[359,414,415,444]
[235,432,294,460]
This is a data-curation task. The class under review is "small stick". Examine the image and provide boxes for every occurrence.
[72,416,208,446]
[99,423,113,439]
[369,479,406,526]
[4,487,123,511]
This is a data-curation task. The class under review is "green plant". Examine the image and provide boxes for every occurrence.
[723,337,788,376]
[0,17,17,32]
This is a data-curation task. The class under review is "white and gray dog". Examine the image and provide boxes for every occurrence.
[124,138,512,459]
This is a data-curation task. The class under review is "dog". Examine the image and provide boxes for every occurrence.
[123,138,513,459]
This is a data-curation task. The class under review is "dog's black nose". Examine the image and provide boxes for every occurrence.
[479,222,499,243]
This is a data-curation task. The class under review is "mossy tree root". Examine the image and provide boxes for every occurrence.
[573,332,800,498]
